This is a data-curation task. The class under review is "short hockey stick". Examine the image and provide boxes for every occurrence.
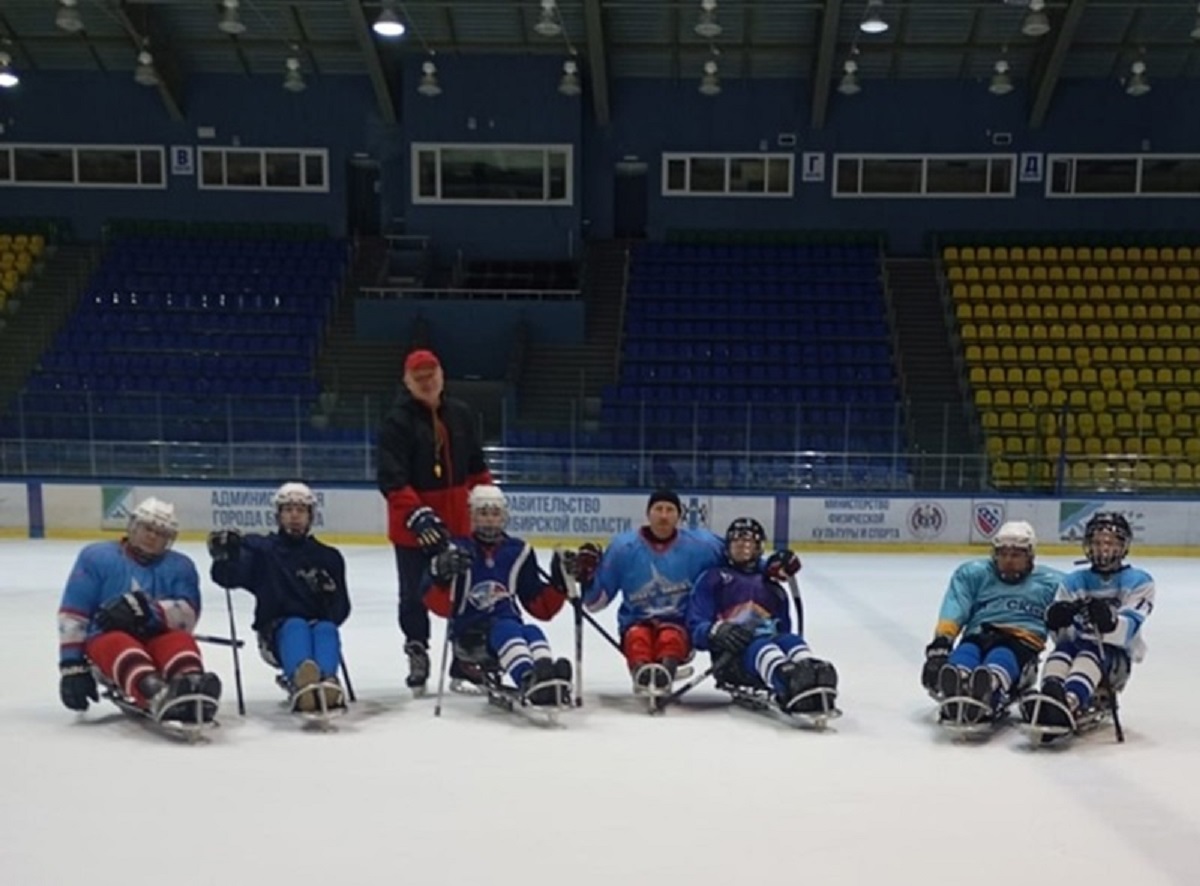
[220,584,246,716]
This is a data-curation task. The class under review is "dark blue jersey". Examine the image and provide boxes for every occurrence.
[687,565,794,651]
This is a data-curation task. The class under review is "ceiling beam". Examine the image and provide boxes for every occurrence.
[114,1,185,121]
[810,0,842,129]
[1029,0,1089,129]
[583,0,610,125]
[344,0,397,125]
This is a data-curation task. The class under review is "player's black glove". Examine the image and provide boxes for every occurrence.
[206,529,242,562]
[764,550,802,581]
[921,636,953,692]
[407,507,449,554]
[95,591,160,637]
[572,542,602,585]
[1085,597,1119,634]
[59,662,98,712]
[1046,600,1082,631]
[549,550,573,596]
[710,622,755,656]
[431,546,472,580]
[298,568,338,595]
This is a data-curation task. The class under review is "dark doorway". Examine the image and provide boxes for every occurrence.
[346,156,382,236]
[613,161,648,239]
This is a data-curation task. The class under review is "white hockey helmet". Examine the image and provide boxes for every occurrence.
[468,484,508,543]
[273,481,316,536]
[992,520,1036,553]
[129,497,179,539]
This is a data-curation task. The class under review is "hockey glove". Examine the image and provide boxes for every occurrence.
[1045,600,1082,632]
[431,546,473,580]
[206,529,242,562]
[549,550,574,597]
[59,662,99,712]
[1085,597,1119,634]
[764,550,802,581]
[298,567,339,595]
[572,542,602,585]
[407,506,449,554]
[95,590,160,637]
[921,636,953,692]
[710,622,755,656]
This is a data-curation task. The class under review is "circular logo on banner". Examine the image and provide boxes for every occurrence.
[907,501,947,540]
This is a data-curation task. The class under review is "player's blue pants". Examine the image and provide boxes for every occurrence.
[742,634,810,695]
[948,640,1019,699]
[276,617,341,681]
[489,618,550,684]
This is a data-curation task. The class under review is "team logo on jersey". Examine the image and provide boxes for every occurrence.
[973,502,1005,538]
[683,497,709,530]
[907,501,947,540]
[465,580,511,611]
[101,486,136,531]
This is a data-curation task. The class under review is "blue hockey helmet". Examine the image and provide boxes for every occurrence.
[1083,512,1131,573]
[725,517,765,572]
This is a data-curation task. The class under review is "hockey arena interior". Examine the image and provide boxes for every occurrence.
[2,2,1200,884]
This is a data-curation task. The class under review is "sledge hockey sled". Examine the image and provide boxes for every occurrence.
[632,662,696,715]
[96,672,218,744]
[932,662,1037,741]
[274,672,346,730]
[716,678,841,730]
[1017,689,1117,747]
[453,639,572,727]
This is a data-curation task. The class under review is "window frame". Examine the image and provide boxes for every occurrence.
[1046,153,1200,199]
[832,153,1017,199]
[410,143,575,206]
[196,146,329,192]
[660,152,795,198]
[0,143,166,189]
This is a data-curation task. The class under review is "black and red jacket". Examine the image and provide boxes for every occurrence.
[376,390,493,548]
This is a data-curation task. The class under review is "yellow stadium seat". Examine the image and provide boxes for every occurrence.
[943,246,960,263]
[1013,390,1031,409]
[991,461,1012,486]
[970,367,987,386]
[952,283,969,300]
[988,367,1006,386]
[1124,437,1142,456]
[961,323,978,341]
[986,436,1004,456]
[974,390,992,408]
[982,412,1000,432]
[1185,390,1200,410]
[999,268,1015,283]
[982,345,1001,362]
[1176,464,1194,487]
[1060,304,1078,321]
[1152,463,1173,486]
[982,268,999,284]
[1186,438,1200,460]
[1031,390,1050,408]
[1000,344,1018,362]
[1177,414,1194,436]
[993,390,1012,408]
[977,246,993,263]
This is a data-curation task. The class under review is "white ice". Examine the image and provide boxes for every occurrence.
[3,540,1199,886]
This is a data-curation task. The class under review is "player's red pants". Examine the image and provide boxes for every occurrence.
[86,630,204,705]
[622,622,690,669]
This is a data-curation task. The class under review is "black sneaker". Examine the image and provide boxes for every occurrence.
[404,642,430,690]
[967,667,996,723]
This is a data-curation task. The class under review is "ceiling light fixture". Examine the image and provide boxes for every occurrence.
[989,59,1014,95]
[699,59,720,96]
[860,0,889,35]
[56,0,84,34]
[695,0,723,39]
[134,50,159,87]
[838,59,861,95]
[534,0,563,38]
[0,52,18,89]
[1126,59,1150,97]
[1022,0,1051,38]
[218,0,246,35]
[559,59,581,96]
[373,1,406,38]
[418,60,441,97]
[283,57,306,92]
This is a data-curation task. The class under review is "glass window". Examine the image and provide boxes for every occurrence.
[835,158,860,194]
[926,159,988,194]
[1074,158,1137,194]
[1049,158,1071,195]
[729,158,765,193]
[767,158,791,194]
[861,158,922,194]
[265,152,302,188]
[989,157,1013,195]
[441,148,544,201]
[14,147,73,183]
[139,150,163,185]
[417,150,438,198]
[201,150,224,186]
[225,152,262,187]
[548,150,567,201]
[0,149,9,181]
[665,158,687,192]
[77,149,139,184]
[1140,158,1200,195]
[689,157,725,193]
[303,153,325,189]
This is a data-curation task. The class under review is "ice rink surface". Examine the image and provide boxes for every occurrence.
[2,539,1197,886]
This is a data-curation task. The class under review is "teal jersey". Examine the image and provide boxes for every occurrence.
[935,559,1064,649]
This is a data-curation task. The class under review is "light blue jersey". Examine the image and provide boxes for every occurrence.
[935,559,1063,650]
[583,527,725,634]
[1054,565,1155,661]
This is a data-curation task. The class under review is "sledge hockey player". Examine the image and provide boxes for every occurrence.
[922,520,1062,729]
[687,518,838,718]
[208,482,350,715]
[56,497,222,727]
[422,485,573,709]
[1021,512,1154,740]
[574,489,724,692]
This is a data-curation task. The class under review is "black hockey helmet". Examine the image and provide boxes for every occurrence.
[1083,511,1132,572]
[725,517,765,572]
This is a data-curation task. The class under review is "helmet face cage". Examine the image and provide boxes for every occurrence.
[274,482,316,535]
[991,520,1035,583]
[469,485,508,543]
[127,498,178,558]
[1084,512,1132,571]
[725,517,765,568]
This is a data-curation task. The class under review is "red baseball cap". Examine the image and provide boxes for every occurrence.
[404,349,441,374]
